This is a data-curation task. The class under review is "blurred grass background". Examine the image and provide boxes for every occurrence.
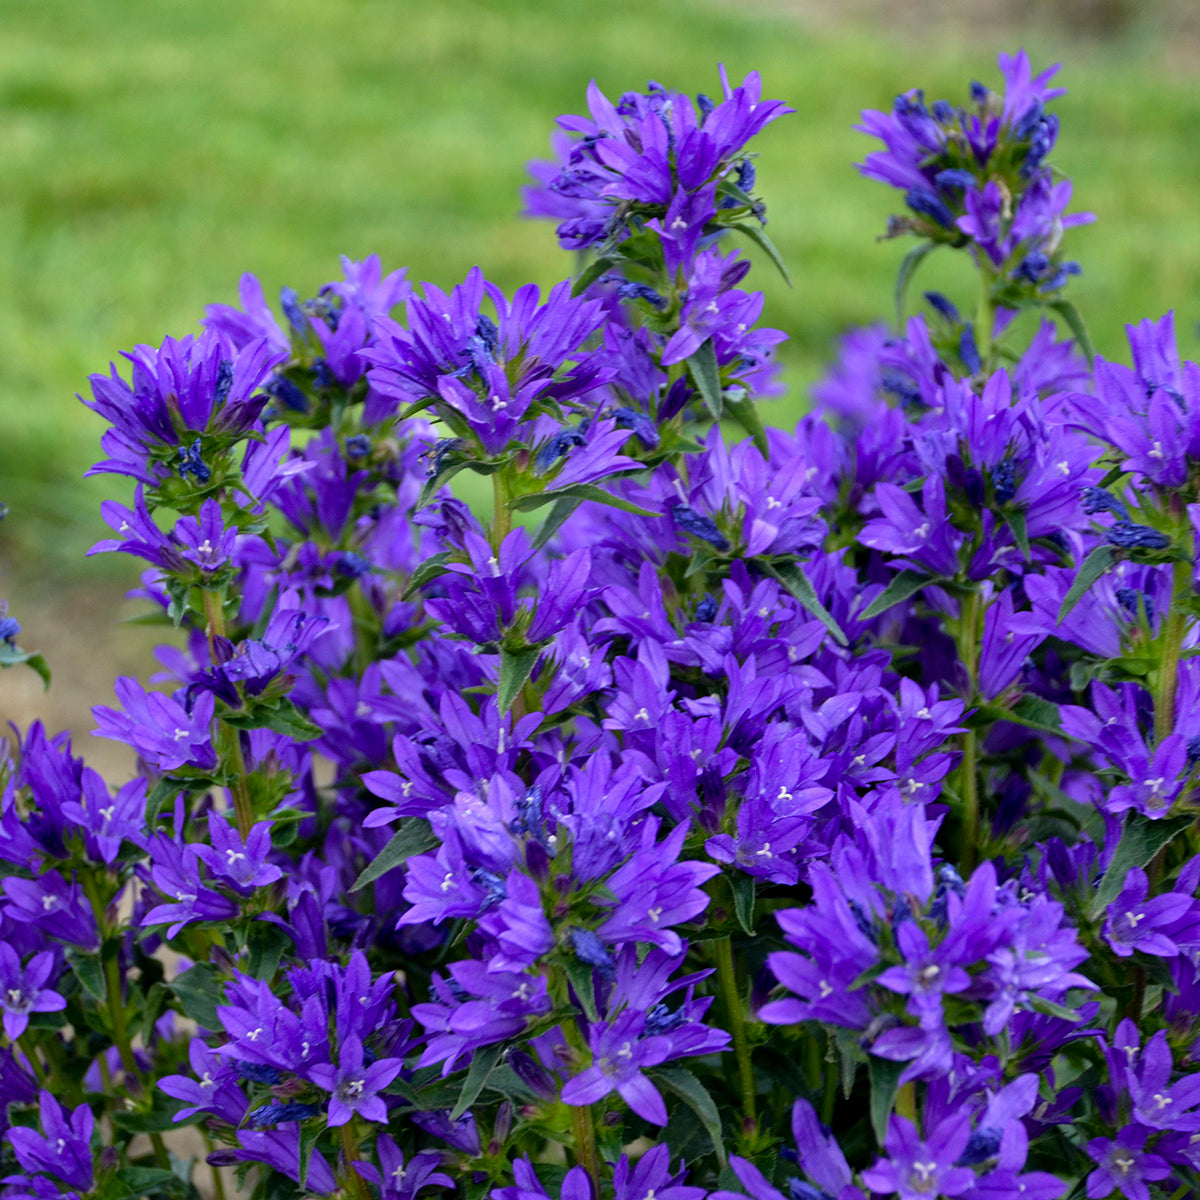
[1,0,1199,633]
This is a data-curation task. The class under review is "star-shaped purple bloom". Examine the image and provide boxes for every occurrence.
[308,1034,402,1126]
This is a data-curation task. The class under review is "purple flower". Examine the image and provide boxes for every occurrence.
[159,1038,248,1124]
[308,1033,402,1126]
[861,1113,974,1199]
[92,677,218,773]
[194,814,283,893]
[6,1090,94,1192]
[355,1137,454,1200]
[1104,867,1194,958]
[1085,1126,1170,1200]
[0,945,65,1041]
[560,1008,674,1124]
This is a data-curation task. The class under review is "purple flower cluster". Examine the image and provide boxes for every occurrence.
[1,48,1199,1200]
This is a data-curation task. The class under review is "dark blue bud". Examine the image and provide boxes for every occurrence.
[510,785,545,840]
[475,314,500,359]
[696,92,715,120]
[923,291,959,322]
[509,1050,558,1102]
[571,928,615,978]
[905,188,955,228]
[957,1126,1003,1166]
[694,595,718,623]
[787,1183,834,1200]
[1187,735,1200,768]
[930,99,956,124]
[644,1003,686,1036]
[1015,251,1051,285]
[470,867,507,908]
[335,552,372,579]
[344,434,372,461]
[0,617,20,645]
[615,282,667,310]
[613,407,660,450]
[881,372,925,411]
[959,324,982,375]
[427,438,465,479]
[311,359,335,389]
[1014,100,1045,140]
[534,426,589,474]
[970,81,990,105]
[1116,586,1155,626]
[735,158,756,193]
[214,360,234,408]
[1037,261,1081,294]
[238,1062,284,1085]
[280,288,307,338]
[177,439,211,484]
[934,168,975,192]
[659,376,693,422]
[266,376,310,414]
[669,503,730,552]
[248,1101,320,1126]
[992,458,1017,506]
[1081,487,1128,519]
[1107,521,1170,550]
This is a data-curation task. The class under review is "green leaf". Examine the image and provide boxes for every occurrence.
[977,695,1063,736]
[66,949,106,1004]
[762,560,847,646]
[561,955,600,1022]
[509,483,656,517]
[403,551,453,599]
[498,645,542,714]
[532,495,584,551]
[687,339,724,421]
[861,569,931,620]
[1058,544,1115,622]
[723,388,769,456]
[112,1093,190,1133]
[253,698,323,742]
[727,221,792,287]
[1046,298,1096,366]
[1090,813,1195,919]
[653,1065,727,1167]
[730,873,756,935]
[1028,770,1108,844]
[895,241,940,326]
[298,1120,323,1190]
[571,254,619,298]
[1024,993,1086,1023]
[114,1167,191,1197]
[451,1041,505,1119]
[868,1055,906,1147]
[351,819,437,892]
[169,963,224,1030]
[1004,508,1031,562]
[245,920,290,981]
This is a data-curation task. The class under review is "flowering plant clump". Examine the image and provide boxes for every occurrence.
[2,51,1200,1200]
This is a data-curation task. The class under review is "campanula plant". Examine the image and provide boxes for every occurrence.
[0,52,1198,1200]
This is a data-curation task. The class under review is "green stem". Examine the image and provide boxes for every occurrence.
[491,470,512,549]
[17,1034,46,1086]
[571,1102,601,1188]
[975,271,995,371]
[956,591,981,872]
[338,1120,372,1200]
[203,588,254,836]
[1154,558,1191,745]
[715,934,756,1129]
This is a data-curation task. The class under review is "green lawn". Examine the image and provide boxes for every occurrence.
[3,0,1200,577]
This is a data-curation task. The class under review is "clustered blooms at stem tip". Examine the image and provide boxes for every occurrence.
[0,49,1198,1200]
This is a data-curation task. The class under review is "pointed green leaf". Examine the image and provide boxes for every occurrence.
[976,695,1063,737]
[571,254,619,298]
[351,819,437,892]
[653,1065,727,1167]
[728,221,792,287]
[66,950,106,1005]
[762,560,847,646]
[403,551,454,599]
[1005,508,1031,562]
[498,645,542,714]
[451,1042,505,1119]
[298,1120,323,1189]
[169,963,224,1030]
[868,1055,905,1147]
[723,388,769,457]
[532,495,584,551]
[1090,813,1195,920]
[562,955,600,1022]
[730,873,756,935]
[861,569,932,620]
[1046,298,1096,366]
[1058,544,1114,622]
[509,483,655,517]
[687,339,724,420]
[895,242,940,326]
